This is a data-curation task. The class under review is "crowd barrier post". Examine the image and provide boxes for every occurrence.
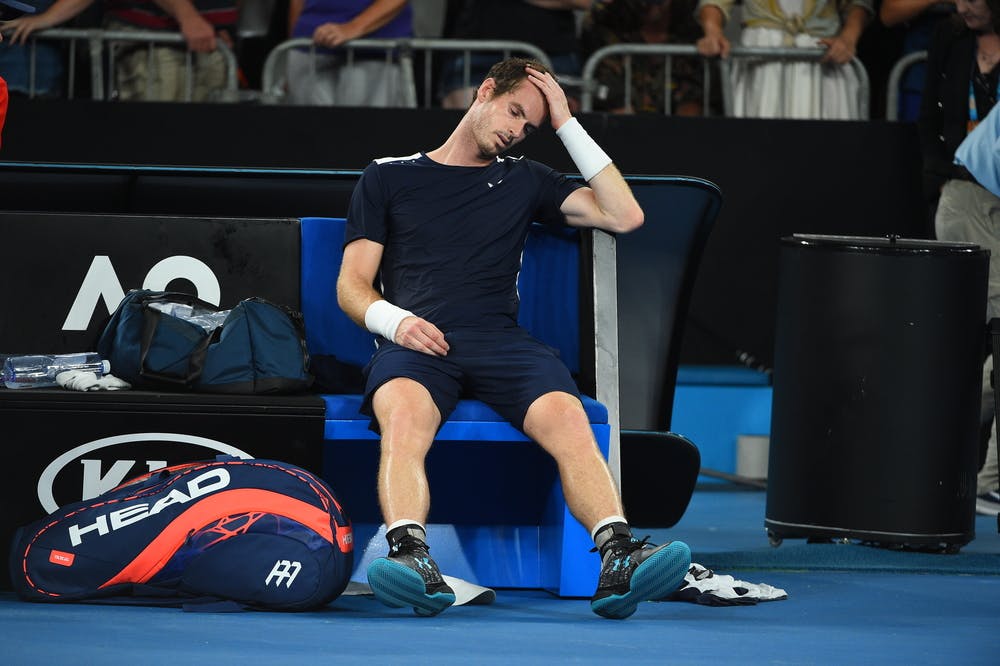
[259,37,552,107]
[21,27,240,102]
[885,50,927,122]
[580,43,870,119]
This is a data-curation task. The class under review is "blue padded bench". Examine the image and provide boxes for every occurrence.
[300,216,613,597]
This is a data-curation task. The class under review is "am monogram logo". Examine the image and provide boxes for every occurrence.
[265,560,303,588]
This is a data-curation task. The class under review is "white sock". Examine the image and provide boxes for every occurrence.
[590,515,628,542]
[591,515,632,553]
[385,520,426,544]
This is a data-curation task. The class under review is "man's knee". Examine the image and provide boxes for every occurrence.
[373,377,441,449]
[524,392,595,451]
[527,390,587,419]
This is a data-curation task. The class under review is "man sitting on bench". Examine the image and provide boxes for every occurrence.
[336,57,691,619]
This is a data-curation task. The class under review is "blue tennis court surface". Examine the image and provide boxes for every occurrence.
[3,489,997,664]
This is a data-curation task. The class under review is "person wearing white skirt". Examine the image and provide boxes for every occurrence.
[695,0,873,119]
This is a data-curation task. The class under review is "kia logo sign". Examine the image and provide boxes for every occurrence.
[37,433,253,513]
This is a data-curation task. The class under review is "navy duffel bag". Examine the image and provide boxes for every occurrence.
[98,289,313,394]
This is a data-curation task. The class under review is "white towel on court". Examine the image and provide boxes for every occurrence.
[662,562,788,606]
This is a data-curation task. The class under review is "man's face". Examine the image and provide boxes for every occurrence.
[470,79,548,160]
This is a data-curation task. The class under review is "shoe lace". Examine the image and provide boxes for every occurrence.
[590,535,652,558]
[391,534,430,556]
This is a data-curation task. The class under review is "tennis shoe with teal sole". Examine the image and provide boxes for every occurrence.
[367,535,455,617]
[590,538,691,619]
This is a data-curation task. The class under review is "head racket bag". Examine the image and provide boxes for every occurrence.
[9,458,353,611]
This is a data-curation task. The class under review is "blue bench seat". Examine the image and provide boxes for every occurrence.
[321,394,609,441]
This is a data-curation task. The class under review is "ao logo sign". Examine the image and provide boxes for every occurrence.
[62,255,221,330]
[37,433,253,513]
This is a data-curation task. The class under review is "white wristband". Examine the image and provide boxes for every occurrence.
[556,117,613,181]
[364,299,414,343]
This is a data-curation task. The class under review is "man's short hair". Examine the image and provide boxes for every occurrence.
[484,57,554,98]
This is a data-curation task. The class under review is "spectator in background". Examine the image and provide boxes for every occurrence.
[109,0,238,101]
[580,0,719,115]
[880,0,955,121]
[919,0,1000,219]
[926,0,1000,516]
[2,0,237,101]
[286,0,414,106]
[695,0,873,119]
[438,0,589,109]
[0,0,65,97]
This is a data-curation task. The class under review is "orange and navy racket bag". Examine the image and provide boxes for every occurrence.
[8,457,353,611]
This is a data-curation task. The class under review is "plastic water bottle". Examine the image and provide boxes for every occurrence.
[2,353,111,390]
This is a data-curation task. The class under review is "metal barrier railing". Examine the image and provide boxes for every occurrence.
[580,43,717,116]
[259,37,553,106]
[580,44,870,119]
[722,46,869,119]
[17,27,239,102]
[885,50,927,122]
[11,29,872,117]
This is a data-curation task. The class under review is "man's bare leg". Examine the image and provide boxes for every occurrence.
[366,377,455,615]
[522,391,624,530]
[524,391,691,619]
[372,377,440,525]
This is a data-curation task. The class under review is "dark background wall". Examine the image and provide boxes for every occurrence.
[1,98,926,367]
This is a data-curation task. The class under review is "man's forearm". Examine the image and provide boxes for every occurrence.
[587,165,644,233]
[556,117,611,181]
[337,274,383,330]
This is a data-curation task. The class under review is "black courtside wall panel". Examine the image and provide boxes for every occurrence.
[1,98,926,367]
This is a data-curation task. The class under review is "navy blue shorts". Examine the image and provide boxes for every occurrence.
[361,327,580,433]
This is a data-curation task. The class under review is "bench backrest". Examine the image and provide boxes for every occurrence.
[620,177,723,431]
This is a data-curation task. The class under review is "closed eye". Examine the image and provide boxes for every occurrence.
[510,104,537,135]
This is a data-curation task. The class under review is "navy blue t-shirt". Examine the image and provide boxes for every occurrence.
[345,152,582,332]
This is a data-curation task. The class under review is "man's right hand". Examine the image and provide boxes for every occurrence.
[395,316,450,356]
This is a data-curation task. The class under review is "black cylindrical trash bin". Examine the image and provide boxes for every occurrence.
[766,234,988,551]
